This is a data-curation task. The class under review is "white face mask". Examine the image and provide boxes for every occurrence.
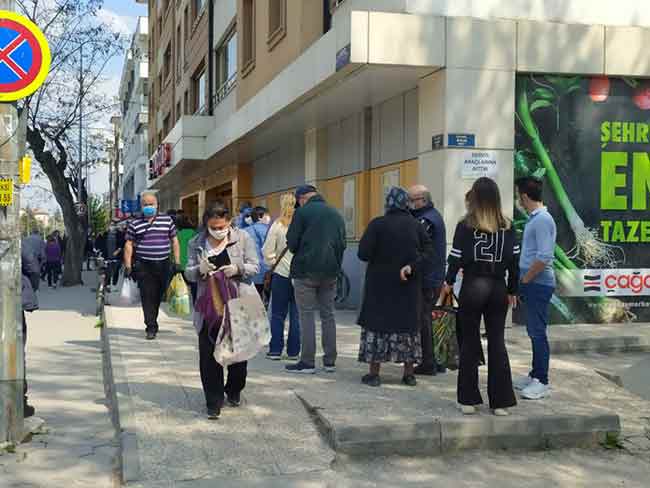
[244,216,253,225]
[208,227,229,241]
[262,215,271,225]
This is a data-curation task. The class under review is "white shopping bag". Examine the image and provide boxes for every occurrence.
[119,278,140,306]
[214,283,271,367]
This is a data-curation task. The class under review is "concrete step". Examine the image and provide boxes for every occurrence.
[298,392,620,456]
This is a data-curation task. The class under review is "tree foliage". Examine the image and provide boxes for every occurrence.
[88,194,109,236]
[18,0,125,285]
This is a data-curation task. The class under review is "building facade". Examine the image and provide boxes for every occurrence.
[143,0,650,317]
[118,16,150,207]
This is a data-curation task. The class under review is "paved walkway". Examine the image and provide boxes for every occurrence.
[104,293,650,487]
[0,272,117,487]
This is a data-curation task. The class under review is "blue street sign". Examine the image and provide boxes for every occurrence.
[448,133,476,147]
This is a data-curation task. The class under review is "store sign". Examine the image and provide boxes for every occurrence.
[431,134,444,150]
[515,74,650,324]
[460,150,498,179]
[120,199,139,213]
[559,269,650,297]
[149,143,171,180]
[448,133,475,147]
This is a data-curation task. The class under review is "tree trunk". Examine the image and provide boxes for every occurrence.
[26,126,85,286]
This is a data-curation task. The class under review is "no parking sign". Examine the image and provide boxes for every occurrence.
[0,10,50,102]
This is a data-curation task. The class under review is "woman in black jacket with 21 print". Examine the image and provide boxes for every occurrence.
[439,177,519,416]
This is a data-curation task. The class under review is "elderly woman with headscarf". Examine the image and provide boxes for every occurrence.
[357,187,434,387]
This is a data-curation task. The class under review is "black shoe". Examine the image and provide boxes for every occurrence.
[361,374,381,387]
[402,374,417,387]
[285,361,316,374]
[227,393,241,407]
[146,331,156,340]
[207,406,221,420]
[436,364,447,374]
[24,403,35,418]
[414,364,436,376]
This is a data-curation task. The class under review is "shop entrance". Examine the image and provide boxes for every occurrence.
[205,182,233,214]
[180,193,200,227]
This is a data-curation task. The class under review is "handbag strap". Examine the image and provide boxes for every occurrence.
[269,247,289,275]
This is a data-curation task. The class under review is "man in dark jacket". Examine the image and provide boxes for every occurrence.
[22,245,38,417]
[409,185,447,375]
[285,185,346,374]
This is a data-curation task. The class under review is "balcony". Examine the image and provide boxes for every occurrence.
[214,72,237,107]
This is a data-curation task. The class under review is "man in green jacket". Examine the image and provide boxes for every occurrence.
[285,185,346,374]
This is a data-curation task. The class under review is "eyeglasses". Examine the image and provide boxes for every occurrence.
[409,196,425,202]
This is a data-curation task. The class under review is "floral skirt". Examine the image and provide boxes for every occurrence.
[358,328,422,364]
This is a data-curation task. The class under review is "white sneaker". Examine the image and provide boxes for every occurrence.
[459,404,477,415]
[493,408,510,416]
[513,375,534,391]
[520,378,550,400]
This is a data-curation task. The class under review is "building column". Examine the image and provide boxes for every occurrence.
[418,17,517,244]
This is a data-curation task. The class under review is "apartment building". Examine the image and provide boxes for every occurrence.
[145,0,650,316]
[118,16,150,208]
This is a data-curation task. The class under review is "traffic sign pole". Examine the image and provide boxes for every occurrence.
[0,0,24,447]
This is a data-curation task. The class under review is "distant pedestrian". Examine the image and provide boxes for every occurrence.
[45,235,63,288]
[124,191,181,340]
[441,177,519,416]
[234,202,252,229]
[245,206,270,300]
[514,176,557,400]
[408,184,447,376]
[21,245,39,418]
[176,214,199,303]
[84,234,95,271]
[106,220,126,290]
[357,187,433,387]
[262,193,300,361]
[285,185,346,374]
[184,202,260,419]
[22,229,45,291]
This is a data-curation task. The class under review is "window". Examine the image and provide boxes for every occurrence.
[176,101,181,122]
[163,113,171,137]
[215,28,237,103]
[193,65,206,114]
[267,0,286,49]
[176,25,182,78]
[194,0,205,18]
[184,90,189,115]
[163,42,171,82]
[184,6,189,42]
[241,0,255,75]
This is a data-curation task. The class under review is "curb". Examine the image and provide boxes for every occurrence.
[549,335,650,355]
[101,306,141,485]
[297,393,621,456]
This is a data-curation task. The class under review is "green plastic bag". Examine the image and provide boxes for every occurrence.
[433,293,459,370]
[166,273,191,316]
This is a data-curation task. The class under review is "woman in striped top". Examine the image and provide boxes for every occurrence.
[439,177,519,416]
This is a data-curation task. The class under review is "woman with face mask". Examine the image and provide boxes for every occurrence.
[184,202,260,419]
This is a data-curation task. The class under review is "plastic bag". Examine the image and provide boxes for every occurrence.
[214,283,271,367]
[166,273,191,316]
[432,292,460,370]
[119,278,140,306]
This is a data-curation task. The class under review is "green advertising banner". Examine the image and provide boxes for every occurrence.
[515,74,650,324]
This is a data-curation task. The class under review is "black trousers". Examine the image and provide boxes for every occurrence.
[198,324,247,409]
[46,262,61,287]
[419,288,439,369]
[23,312,28,401]
[136,259,169,333]
[457,276,516,410]
[108,261,121,286]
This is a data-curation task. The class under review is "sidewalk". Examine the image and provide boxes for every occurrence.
[104,296,650,487]
[0,272,117,487]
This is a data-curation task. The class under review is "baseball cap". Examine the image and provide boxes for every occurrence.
[295,184,317,199]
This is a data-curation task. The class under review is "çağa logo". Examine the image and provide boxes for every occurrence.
[603,271,650,295]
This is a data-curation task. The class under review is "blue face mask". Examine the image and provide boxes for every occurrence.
[142,206,156,218]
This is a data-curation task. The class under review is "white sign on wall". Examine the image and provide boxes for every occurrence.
[460,150,498,179]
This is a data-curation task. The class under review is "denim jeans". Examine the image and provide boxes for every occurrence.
[520,282,555,385]
[269,274,300,357]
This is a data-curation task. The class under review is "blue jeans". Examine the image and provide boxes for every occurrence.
[269,274,300,357]
[520,282,554,385]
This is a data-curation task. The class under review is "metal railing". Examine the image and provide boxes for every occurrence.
[214,73,237,107]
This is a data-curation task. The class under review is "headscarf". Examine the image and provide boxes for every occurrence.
[385,186,410,213]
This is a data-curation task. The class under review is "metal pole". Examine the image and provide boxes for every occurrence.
[0,0,24,445]
[78,43,83,213]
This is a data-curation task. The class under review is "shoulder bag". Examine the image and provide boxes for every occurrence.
[263,246,289,294]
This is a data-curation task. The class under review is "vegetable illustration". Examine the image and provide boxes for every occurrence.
[589,76,610,102]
